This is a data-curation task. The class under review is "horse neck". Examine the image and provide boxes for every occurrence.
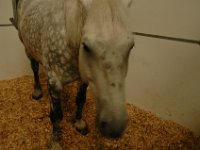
[63,0,86,49]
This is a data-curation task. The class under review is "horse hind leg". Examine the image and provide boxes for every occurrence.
[72,81,88,135]
[30,59,43,100]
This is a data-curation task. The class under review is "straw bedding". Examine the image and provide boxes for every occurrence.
[0,75,199,150]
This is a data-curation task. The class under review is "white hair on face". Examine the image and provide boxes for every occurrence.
[122,0,133,7]
[83,0,130,35]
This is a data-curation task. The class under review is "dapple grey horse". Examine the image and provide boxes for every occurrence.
[12,0,134,148]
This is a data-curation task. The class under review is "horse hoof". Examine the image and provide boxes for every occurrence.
[32,88,43,100]
[76,124,89,135]
[73,119,89,135]
[47,134,62,150]
[47,141,62,150]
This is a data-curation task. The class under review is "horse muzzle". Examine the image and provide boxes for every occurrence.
[97,110,128,138]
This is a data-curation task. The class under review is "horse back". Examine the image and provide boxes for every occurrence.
[17,0,57,63]
[17,0,82,83]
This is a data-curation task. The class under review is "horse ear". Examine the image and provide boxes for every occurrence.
[80,0,93,8]
[122,0,133,7]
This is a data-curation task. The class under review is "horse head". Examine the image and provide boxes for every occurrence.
[79,0,134,138]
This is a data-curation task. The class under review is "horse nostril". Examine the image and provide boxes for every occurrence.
[98,117,128,138]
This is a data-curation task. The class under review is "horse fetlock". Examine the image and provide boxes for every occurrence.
[50,123,62,145]
[32,88,43,100]
[53,128,62,141]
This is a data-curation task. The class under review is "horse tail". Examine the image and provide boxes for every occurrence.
[10,0,19,29]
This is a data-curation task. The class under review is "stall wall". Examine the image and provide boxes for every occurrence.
[0,1,32,79]
[125,0,200,135]
[0,0,200,135]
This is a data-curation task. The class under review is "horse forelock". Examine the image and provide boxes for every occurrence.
[62,0,129,48]
[84,0,129,35]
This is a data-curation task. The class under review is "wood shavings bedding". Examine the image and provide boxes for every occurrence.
[0,75,199,150]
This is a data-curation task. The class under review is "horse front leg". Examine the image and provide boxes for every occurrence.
[72,81,88,135]
[47,78,63,149]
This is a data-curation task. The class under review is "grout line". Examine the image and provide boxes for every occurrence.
[133,32,200,46]
[0,24,13,27]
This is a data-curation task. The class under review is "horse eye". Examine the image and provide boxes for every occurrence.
[83,43,91,53]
